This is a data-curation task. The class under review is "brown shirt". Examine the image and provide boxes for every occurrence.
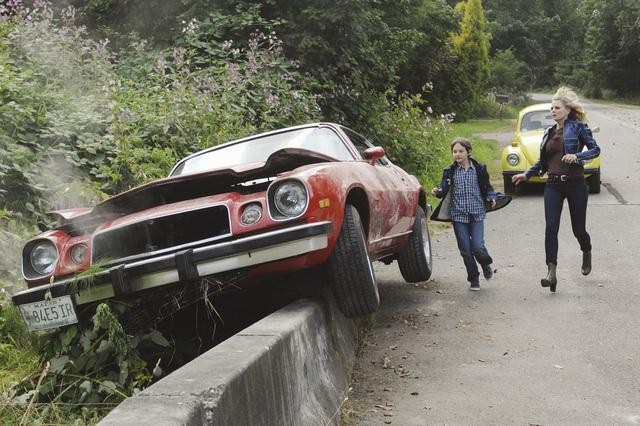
[545,127,582,177]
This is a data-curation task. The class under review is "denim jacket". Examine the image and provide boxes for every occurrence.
[437,158,496,202]
[524,119,600,179]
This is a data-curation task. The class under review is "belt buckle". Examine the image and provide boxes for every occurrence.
[560,175,568,182]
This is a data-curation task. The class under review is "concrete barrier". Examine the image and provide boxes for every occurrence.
[99,290,358,425]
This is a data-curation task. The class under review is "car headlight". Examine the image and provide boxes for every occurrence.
[70,243,88,265]
[272,180,308,217]
[30,240,58,275]
[507,153,520,166]
[240,203,263,225]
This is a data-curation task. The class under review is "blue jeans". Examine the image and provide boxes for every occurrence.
[453,220,493,282]
[544,181,591,265]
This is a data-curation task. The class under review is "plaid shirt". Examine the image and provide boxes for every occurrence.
[450,163,486,223]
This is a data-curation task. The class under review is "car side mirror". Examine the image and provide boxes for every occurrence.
[364,146,385,166]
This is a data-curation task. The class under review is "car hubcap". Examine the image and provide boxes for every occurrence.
[420,217,431,264]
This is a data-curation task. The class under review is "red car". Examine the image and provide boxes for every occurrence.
[13,123,433,331]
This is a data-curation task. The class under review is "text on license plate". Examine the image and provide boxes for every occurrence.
[19,295,79,331]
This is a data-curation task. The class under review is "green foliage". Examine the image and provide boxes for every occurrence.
[0,296,39,385]
[174,1,429,126]
[102,22,321,191]
[3,302,172,423]
[489,48,530,95]
[0,3,321,211]
[578,0,640,97]
[484,0,584,89]
[364,90,453,191]
[452,0,491,118]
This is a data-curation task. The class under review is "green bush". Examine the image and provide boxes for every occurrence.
[364,89,452,191]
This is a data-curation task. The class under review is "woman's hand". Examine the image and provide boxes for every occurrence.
[489,199,496,208]
[512,174,527,185]
[561,153,578,164]
[431,187,442,196]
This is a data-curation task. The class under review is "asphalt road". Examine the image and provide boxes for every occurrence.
[347,96,640,425]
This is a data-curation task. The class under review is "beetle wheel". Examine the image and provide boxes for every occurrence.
[503,175,516,195]
[588,172,601,194]
[327,204,379,318]
[397,206,433,282]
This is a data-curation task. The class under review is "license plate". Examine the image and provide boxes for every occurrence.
[18,295,79,332]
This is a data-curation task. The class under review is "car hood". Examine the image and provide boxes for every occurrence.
[519,131,544,165]
[49,148,337,231]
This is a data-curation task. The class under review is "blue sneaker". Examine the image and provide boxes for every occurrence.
[469,279,480,291]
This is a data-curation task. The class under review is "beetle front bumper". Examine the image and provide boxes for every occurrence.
[12,221,333,307]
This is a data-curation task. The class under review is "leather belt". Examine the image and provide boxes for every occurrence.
[547,174,584,183]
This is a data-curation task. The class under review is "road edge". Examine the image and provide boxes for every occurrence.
[98,290,358,425]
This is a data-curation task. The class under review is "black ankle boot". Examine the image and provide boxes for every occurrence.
[581,251,591,276]
[541,263,557,292]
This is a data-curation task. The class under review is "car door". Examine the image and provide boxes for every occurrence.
[340,128,414,251]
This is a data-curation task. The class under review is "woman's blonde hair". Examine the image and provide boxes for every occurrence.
[552,86,586,121]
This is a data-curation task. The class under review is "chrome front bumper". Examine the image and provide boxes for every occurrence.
[13,221,332,306]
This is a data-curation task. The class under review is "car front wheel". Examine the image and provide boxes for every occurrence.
[397,206,433,282]
[503,175,516,194]
[327,204,379,318]
[588,172,601,194]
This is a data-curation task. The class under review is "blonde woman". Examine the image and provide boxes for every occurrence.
[512,87,600,292]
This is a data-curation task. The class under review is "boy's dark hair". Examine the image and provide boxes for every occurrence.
[450,137,472,153]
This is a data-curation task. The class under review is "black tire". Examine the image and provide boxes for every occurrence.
[397,206,433,282]
[588,172,601,194]
[503,175,516,195]
[327,205,379,318]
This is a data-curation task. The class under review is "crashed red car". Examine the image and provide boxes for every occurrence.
[13,123,433,331]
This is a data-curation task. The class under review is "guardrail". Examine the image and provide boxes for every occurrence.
[99,289,358,425]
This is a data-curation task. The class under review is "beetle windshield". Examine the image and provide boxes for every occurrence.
[520,111,555,132]
[171,127,355,176]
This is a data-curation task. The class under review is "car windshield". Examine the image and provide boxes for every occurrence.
[520,110,556,132]
[171,127,356,176]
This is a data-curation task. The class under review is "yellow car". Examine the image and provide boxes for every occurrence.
[501,103,601,194]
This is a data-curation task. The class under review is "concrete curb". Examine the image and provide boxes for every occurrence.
[99,290,358,425]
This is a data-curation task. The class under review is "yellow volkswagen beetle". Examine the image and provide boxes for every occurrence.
[501,103,601,194]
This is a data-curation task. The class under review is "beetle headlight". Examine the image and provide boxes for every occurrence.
[272,180,308,218]
[507,153,520,166]
[241,203,263,225]
[30,240,58,275]
[70,243,88,265]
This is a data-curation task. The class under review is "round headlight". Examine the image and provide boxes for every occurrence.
[273,181,308,217]
[30,241,58,275]
[241,203,263,225]
[507,153,520,166]
[70,243,88,265]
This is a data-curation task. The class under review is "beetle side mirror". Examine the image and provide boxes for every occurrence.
[364,146,385,166]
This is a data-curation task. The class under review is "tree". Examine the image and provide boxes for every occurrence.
[489,48,529,95]
[579,0,640,97]
[484,0,584,89]
[379,0,459,114]
[451,0,491,117]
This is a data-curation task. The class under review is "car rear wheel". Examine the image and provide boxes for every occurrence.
[588,172,601,194]
[503,175,516,194]
[327,204,379,318]
[397,206,433,282]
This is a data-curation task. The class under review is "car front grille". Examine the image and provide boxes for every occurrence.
[92,205,231,263]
